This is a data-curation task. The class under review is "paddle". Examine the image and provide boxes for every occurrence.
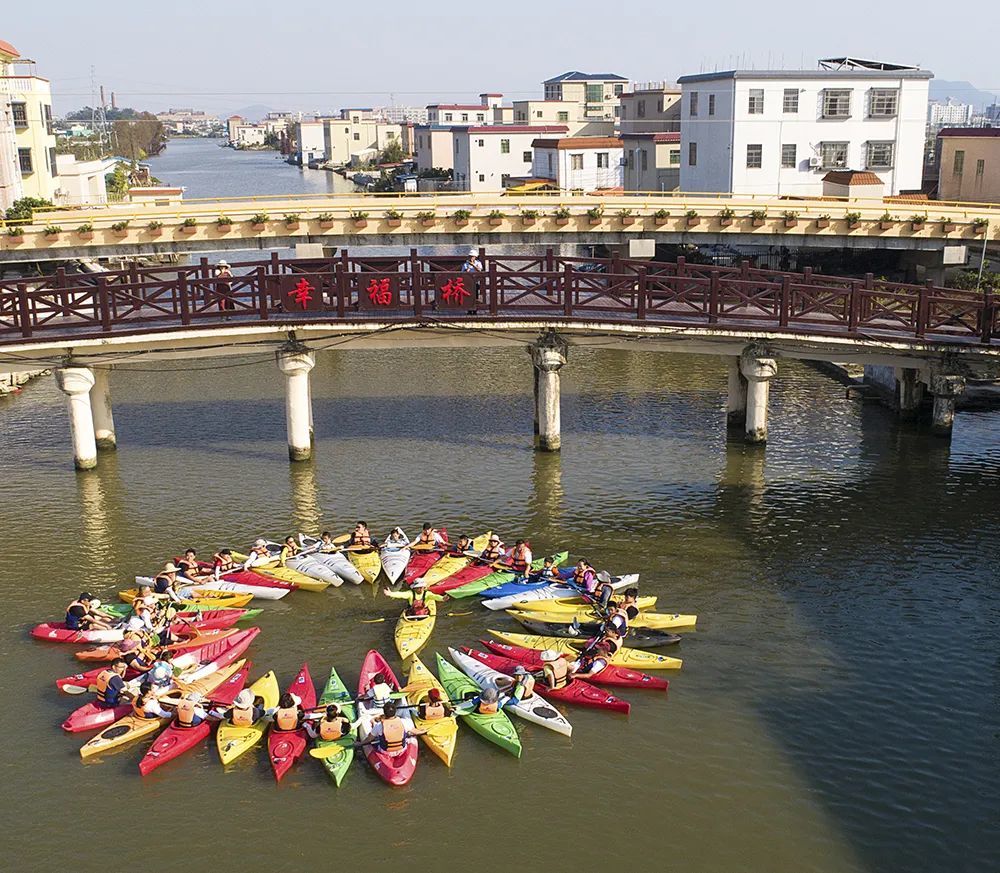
[308,720,454,759]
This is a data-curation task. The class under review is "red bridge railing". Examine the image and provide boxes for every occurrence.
[0,252,996,347]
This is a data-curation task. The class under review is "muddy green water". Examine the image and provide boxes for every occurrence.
[2,346,998,873]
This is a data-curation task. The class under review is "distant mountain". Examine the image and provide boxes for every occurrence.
[929,80,999,109]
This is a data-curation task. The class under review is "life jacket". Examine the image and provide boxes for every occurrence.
[175,698,197,728]
[481,542,505,561]
[132,697,159,719]
[280,544,298,561]
[95,670,119,705]
[252,544,270,558]
[509,545,531,573]
[213,554,234,573]
[573,567,593,588]
[478,698,499,715]
[153,575,173,594]
[408,594,430,617]
[545,657,569,690]
[370,682,393,705]
[353,531,372,547]
[603,634,623,655]
[230,704,255,727]
[516,674,536,699]
[380,717,406,751]
[418,529,437,544]
[421,701,446,720]
[274,706,299,731]
[65,600,86,629]
[319,717,349,741]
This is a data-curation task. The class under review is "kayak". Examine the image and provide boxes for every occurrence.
[449,647,572,737]
[62,628,261,731]
[139,661,250,775]
[74,627,242,662]
[461,648,630,714]
[118,588,254,610]
[406,656,458,766]
[447,551,569,599]
[216,670,280,765]
[268,663,317,781]
[435,653,521,757]
[245,539,342,584]
[347,547,382,584]
[79,659,245,758]
[516,595,657,613]
[418,532,491,587]
[487,630,682,671]
[480,640,670,691]
[314,666,356,786]
[403,529,448,585]
[103,601,264,619]
[34,609,246,645]
[230,551,331,592]
[427,557,501,595]
[511,615,682,648]
[300,536,365,585]
[481,573,639,611]
[510,605,696,631]
[380,545,411,585]
[357,650,418,786]
[169,565,297,599]
[394,599,436,660]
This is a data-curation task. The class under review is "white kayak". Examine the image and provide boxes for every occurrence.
[300,536,364,585]
[380,546,411,585]
[136,575,290,601]
[481,573,639,611]
[449,647,572,737]
[249,539,342,584]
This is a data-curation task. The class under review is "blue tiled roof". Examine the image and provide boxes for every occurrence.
[543,71,627,84]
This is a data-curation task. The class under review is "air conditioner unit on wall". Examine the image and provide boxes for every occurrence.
[808,156,822,169]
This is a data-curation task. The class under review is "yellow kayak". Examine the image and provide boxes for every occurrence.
[347,548,381,584]
[511,595,658,613]
[80,660,246,758]
[488,630,683,670]
[118,588,254,610]
[508,606,696,631]
[230,551,331,592]
[406,656,458,766]
[418,532,491,586]
[216,670,280,765]
[394,600,437,660]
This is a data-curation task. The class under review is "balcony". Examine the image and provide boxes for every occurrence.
[0,75,51,98]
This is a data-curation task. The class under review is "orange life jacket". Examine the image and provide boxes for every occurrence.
[603,634,623,655]
[319,717,349,741]
[482,542,505,561]
[252,545,270,558]
[213,554,234,572]
[517,675,536,699]
[175,698,197,727]
[354,531,372,547]
[510,545,531,572]
[478,698,499,715]
[274,706,299,731]
[422,701,446,720]
[230,705,255,727]
[381,717,406,751]
[418,530,437,544]
[132,697,159,719]
[95,670,114,703]
[545,658,570,690]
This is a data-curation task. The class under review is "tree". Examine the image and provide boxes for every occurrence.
[105,165,129,197]
[378,139,404,164]
[112,115,166,159]
[5,197,53,222]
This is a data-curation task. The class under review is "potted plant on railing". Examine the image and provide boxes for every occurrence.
[384,209,402,227]
[44,225,61,239]
[520,209,538,226]
[215,215,233,233]
[653,208,670,226]
[415,210,436,227]
[110,220,130,238]
[617,208,635,226]
[349,210,368,228]
[749,209,766,227]
[909,214,927,232]
[487,209,505,226]
[845,211,862,230]
[940,216,957,233]
[451,208,471,226]
[972,217,989,235]
[317,212,335,229]
[878,211,896,231]
[586,205,604,225]
[77,222,95,240]
[816,213,831,228]
[718,207,735,227]
[6,226,25,243]
[782,210,799,228]
[147,220,163,236]
[249,212,269,231]
[179,217,197,235]
[283,213,301,231]
[553,206,571,225]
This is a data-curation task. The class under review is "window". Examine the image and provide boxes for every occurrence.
[868,89,899,117]
[953,150,965,175]
[708,94,715,116]
[49,147,58,175]
[781,143,797,168]
[476,113,484,121]
[44,105,53,135]
[688,142,697,166]
[444,113,453,121]
[478,173,485,182]
[866,141,894,169]
[461,113,469,121]
[501,173,511,186]
[822,89,852,118]
[18,148,33,174]
[782,89,799,113]
[570,154,584,170]
[613,83,624,96]
[689,91,699,116]
[11,102,26,127]
[641,149,648,172]
[535,110,543,118]
[669,148,680,166]
[500,139,510,154]
[353,132,360,140]
[557,111,568,122]
[523,150,532,162]
[515,111,525,122]
[976,158,985,180]
[545,84,561,101]
[637,100,646,118]
[586,84,603,103]
[387,131,396,139]
[597,152,609,168]
[746,144,763,168]
[748,89,764,114]
[819,141,849,168]
[476,138,484,147]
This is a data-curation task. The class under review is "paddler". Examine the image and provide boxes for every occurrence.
[593,570,616,610]
[539,649,571,690]
[134,584,158,611]
[365,672,395,707]
[570,641,611,678]
[211,689,266,727]
[373,700,425,751]
[527,555,560,583]
[350,521,374,549]
[242,538,272,570]
[272,692,305,732]
[409,523,446,549]
[65,592,112,631]
[508,539,533,576]
[125,600,157,635]
[416,687,452,721]
[383,578,447,615]
[473,685,500,715]
[173,692,207,729]
[510,664,536,701]
[570,559,597,594]
[450,534,475,556]
[152,563,183,602]
[317,531,340,551]
[597,625,626,657]
[383,526,409,549]
[304,704,360,741]
[119,634,157,676]
[213,548,237,579]
[132,686,172,720]
[278,535,300,565]
[94,659,133,708]
[479,534,506,563]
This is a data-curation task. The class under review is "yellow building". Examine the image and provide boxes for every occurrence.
[937,128,1000,203]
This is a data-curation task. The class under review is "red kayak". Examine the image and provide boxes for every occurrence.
[74,627,240,662]
[61,628,260,732]
[480,640,669,692]
[357,649,418,786]
[268,663,316,781]
[428,559,504,595]
[190,560,297,591]
[33,610,246,645]
[403,528,448,584]
[138,661,250,775]
[460,647,631,714]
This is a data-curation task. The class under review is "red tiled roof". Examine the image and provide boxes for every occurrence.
[937,127,1000,138]
[652,132,680,143]
[0,39,20,58]
[822,170,884,185]
[531,136,622,150]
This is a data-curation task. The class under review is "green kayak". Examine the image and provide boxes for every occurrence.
[315,666,356,787]
[102,603,263,621]
[435,653,521,758]
[447,551,569,599]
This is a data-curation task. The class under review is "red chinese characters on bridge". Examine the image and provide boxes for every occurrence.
[436,276,473,309]
[358,275,398,310]
[277,273,324,311]
[367,277,392,306]
[289,278,314,309]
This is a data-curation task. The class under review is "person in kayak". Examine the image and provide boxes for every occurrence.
[272,692,305,731]
[410,523,446,549]
[597,626,625,657]
[133,584,158,611]
[592,570,616,609]
[176,549,212,584]
[570,559,597,593]
[125,601,158,635]
[474,686,500,715]
[212,548,238,578]
[383,527,409,549]
[373,700,425,751]
[211,689,266,727]
[95,660,132,708]
[508,540,533,576]
[243,539,272,570]
[350,521,374,549]
[65,592,112,631]
[416,687,452,721]
[119,634,157,677]
[570,641,611,678]
[305,704,359,741]
[173,693,207,729]
[147,659,175,692]
[279,535,300,565]
[526,556,560,584]
[132,686,172,720]
[510,664,537,701]
[540,650,571,690]
[450,534,475,556]
[383,578,447,616]
[365,673,396,707]
[153,563,183,602]
[479,534,506,563]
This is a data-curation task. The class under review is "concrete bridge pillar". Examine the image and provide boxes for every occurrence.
[726,357,748,427]
[55,366,98,470]
[276,347,316,461]
[530,332,568,452]
[896,367,924,419]
[929,374,965,437]
[739,346,778,444]
[91,367,117,450]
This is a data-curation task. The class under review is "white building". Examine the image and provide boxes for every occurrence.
[531,136,623,191]
[622,132,681,191]
[378,105,429,124]
[678,58,933,197]
[928,99,973,128]
[293,120,326,165]
[53,154,114,206]
[542,72,628,121]
[453,125,567,191]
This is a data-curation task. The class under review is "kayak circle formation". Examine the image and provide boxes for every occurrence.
[38,525,697,784]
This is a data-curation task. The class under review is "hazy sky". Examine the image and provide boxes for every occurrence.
[7,0,999,116]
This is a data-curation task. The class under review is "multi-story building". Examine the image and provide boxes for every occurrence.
[511,100,613,137]
[678,58,932,197]
[453,125,567,191]
[542,72,628,121]
[619,83,681,135]
[1,39,57,203]
[927,99,973,129]
[155,108,220,135]
[621,132,681,191]
[0,39,22,210]
[292,119,326,165]
[531,136,623,191]
[413,125,457,172]
[937,128,1000,202]
[378,105,430,125]
[321,115,402,166]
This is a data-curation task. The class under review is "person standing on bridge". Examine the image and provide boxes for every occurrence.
[461,248,483,314]
[214,260,235,312]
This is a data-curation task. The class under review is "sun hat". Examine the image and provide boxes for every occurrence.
[539,650,558,662]
[254,538,267,547]
[411,578,427,589]
[234,689,254,708]
[163,562,180,573]
[467,248,478,256]
[596,570,611,583]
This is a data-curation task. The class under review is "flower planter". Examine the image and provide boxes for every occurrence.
[719,218,733,227]
[215,225,232,234]
[751,218,765,227]
[973,224,987,235]
[454,219,469,227]
[654,217,669,226]
[784,219,798,228]
[489,218,503,226]
[878,221,894,231]
[588,218,602,226]
[179,226,197,235]
[113,230,129,239]
[386,219,401,228]
[521,217,536,226]
[686,218,701,228]
[910,222,924,232]
[942,222,956,233]
[620,217,635,227]
[816,219,830,228]
[847,222,861,231]
[148,228,162,237]
[351,220,366,229]
[420,219,435,227]
[555,217,570,226]
[44,233,60,241]
[250,222,266,232]
[78,231,94,240]
[319,220,334,229]
[7,234,24,244]
[285,222,301,231]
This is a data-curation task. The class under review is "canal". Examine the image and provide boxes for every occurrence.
[1,141,997,873]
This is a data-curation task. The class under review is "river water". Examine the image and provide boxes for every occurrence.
[1,141,998,873]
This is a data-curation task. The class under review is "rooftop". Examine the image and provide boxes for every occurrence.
[428,103,492,111]
[938,127,1000,138]
[679,62,933,83]
[532,136,623,150]
[0,39,20,59]
[544,71,628,84]
[464,125,568,135]
[822,170,884,186]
